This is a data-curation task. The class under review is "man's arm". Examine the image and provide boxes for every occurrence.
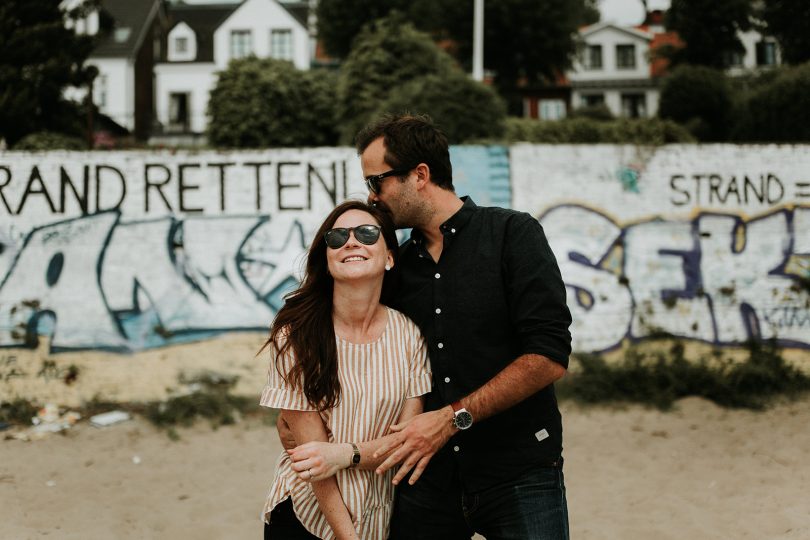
[287,396,423,476]
[374,353,565,485]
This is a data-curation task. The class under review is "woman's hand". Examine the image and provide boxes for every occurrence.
[288,441,353,482]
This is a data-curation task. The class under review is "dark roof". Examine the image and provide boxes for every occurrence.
[280,1,308,29]
[92,0,163,59]
[164,3,242,62]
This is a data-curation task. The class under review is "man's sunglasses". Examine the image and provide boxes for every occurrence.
[324,224,382,249]
[364,167,412,194]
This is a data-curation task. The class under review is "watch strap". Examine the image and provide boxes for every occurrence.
[348,442,360,468]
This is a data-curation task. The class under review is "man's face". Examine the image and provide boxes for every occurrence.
[360,137,419,228]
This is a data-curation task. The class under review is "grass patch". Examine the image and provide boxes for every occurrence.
[0,398,39,425]
[143,372,260,434]
[558,339,810,410]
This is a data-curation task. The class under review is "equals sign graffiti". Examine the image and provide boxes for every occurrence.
[796,182,810,199]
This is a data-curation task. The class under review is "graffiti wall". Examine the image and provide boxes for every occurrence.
[1,145,808,359]
[0,147,508,352]
[511,144,810,352]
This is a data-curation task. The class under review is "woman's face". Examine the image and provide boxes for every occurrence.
[325,209,393,285]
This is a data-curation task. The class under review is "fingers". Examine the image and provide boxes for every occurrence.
[407,456,432,485]
[373,432,404,459]
[390,458,416,486]
[375,444,412,475]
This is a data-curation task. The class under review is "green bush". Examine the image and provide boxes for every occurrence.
[208,58,339,148]
[658,65,733,141]
[13,131,86,150]
[735,62,810,142]
[569,103,614,121]
[503,117,695,144]
[558,339,810,410]
[374,72,506,143]
[336,14,458,144]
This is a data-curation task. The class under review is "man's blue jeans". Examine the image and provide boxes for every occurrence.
[389,463,569,540]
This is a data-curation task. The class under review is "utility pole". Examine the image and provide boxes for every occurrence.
[472,0,484,81]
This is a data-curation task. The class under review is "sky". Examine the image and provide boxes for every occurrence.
[599,0,671,25]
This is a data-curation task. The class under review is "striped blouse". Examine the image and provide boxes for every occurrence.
[260,307,432,539]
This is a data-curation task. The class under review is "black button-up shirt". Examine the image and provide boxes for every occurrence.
[390,197,572,492]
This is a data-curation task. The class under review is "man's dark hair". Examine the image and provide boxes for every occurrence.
[355,113,454,191]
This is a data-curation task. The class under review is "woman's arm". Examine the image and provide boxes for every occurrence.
[288,396,424,478]
[283,409,359,540]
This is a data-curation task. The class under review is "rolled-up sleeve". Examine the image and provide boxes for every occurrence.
[259,341,317,411]
[406,332,432,399]
[504,215,572,367]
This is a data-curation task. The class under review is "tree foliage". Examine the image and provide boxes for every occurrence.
[658,65,733,141]
[374,72,507,144]
[317,0,598,93]
[207,58,339,147]
[665,0,753,68]
[758,0,810,65]
[0,0,102,146]
[335,16,457,144]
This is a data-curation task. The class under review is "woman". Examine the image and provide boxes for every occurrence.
[260,200,432,539]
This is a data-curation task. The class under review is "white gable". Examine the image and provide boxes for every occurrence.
[168,21,197,62]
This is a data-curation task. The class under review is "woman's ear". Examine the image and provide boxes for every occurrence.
[385,251,394,271]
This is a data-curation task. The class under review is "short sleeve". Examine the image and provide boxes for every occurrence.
[406,330,432,399]
[259,340,317,411]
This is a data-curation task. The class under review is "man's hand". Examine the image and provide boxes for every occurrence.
[372,407,455,485]
[276,413,297,451]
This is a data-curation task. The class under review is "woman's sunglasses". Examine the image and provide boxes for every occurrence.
[324,224,382,249]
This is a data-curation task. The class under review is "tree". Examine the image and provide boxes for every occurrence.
[759,0,810,64]
[335,15,457,144]
[208,58,339,147]
[317,0,598,98]
[0,0,102,146]
[658,65,733,141]
[429,0,599,93]
[374,72,507,143]
[665,0,753,68]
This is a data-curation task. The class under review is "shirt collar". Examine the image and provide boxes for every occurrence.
[409,196,477,245]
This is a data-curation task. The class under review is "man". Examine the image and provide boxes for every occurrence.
[357,114,573,539]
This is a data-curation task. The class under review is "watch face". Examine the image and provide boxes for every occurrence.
[454,410,473,430]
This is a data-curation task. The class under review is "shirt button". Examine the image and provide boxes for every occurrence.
[435,308,441,314]
[453,446,460,452]
[451,228,456,233]
[435,273,441,279]
[438,342,444,349]
[444,376,450,383]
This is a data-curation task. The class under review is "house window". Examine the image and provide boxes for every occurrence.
[270,29,293,61]
[175,37,188,54]
[94,74,107,108]
[581,94,604,108]
[539,99,566,120]
[230,30,253,59]
[616,44,636,69]
[621,93,646,118]
[583,45,602,70]
[756,41,776,66]
[168,92,190,132]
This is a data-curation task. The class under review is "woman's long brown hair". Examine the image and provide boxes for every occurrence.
[262,200,400,411]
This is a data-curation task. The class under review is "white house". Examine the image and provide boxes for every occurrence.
[153,0,310,141]
[65,0,167,141]
[568,22,659,118]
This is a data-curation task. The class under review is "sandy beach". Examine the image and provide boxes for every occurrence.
[2,395,809,539]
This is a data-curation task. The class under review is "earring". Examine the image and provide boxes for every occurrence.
[385,264,391,271]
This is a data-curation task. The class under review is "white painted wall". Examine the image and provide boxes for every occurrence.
[213,0,309,70]
[155,63,218,133]
[87,57,135,131]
